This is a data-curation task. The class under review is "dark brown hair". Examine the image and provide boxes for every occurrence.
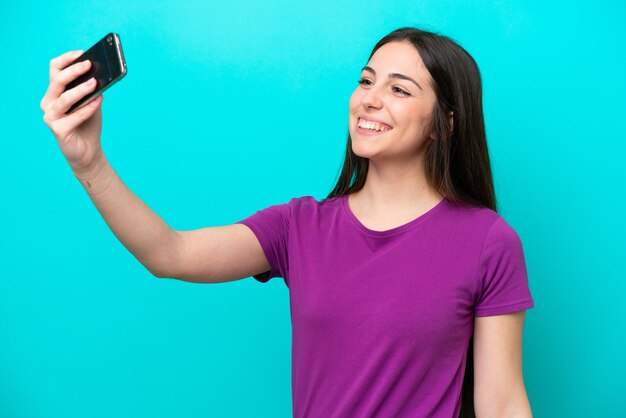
[327,27,498,417]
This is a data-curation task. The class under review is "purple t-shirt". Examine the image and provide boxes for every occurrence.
[236,194,534,418]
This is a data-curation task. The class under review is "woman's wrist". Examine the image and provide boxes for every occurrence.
[72,153,115,196]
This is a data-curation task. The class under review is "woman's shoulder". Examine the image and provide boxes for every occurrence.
[442,197,514,234]
[288,194,344,207]
[444,196,497,216]
[280,194,345,220]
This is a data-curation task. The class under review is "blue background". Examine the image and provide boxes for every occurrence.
[1,0,625,417]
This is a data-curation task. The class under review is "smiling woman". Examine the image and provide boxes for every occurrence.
[42,25,533,418]
[237,28,534,417]
[320,28,533,417]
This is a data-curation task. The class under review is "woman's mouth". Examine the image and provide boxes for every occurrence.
[356,117,392,136]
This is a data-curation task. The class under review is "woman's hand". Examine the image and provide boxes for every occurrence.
[41,50,105,175]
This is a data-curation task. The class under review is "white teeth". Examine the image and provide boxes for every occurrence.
[358,118,391,132]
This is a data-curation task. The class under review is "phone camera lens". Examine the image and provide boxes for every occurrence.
[107,35,113,43]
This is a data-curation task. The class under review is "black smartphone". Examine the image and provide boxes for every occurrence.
[63,32,127,114]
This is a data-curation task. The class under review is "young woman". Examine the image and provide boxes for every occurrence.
[41,27,534,418]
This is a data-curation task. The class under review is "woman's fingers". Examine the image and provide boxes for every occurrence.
[43,77,98,131]
[41,53,90,113]
[49,50,84,81]
[51,95,103,142]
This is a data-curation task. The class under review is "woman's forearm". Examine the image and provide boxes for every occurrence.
[73,154,182,278]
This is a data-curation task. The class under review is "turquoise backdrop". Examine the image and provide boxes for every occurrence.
[1,0,624,417]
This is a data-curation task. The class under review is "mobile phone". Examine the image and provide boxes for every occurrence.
[63,32,127,114]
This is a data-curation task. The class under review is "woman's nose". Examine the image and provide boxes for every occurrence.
[361,86,383,109]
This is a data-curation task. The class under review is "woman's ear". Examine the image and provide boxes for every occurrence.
[428,111,455,140]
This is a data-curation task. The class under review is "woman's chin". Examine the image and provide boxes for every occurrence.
[350,142,378,160]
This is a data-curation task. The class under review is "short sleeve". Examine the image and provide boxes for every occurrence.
[235,198,293,285]
[474,217,535,317]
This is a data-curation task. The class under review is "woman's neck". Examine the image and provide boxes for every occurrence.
[354,159,443,211]
[347,161,443,231]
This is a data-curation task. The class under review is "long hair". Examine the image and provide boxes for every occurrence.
[327,27,497,418]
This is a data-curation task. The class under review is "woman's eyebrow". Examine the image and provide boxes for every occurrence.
[362,65,423,91]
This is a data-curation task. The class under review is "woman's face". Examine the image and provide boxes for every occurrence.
[349,41,438,163]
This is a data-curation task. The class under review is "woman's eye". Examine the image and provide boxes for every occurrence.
[392,86,409,96]
[359,78,411,96]
[358,78,409,96]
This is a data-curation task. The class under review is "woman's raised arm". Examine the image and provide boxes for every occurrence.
[41,50,270,283]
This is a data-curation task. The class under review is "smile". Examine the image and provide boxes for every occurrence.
[357,117,392,133]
